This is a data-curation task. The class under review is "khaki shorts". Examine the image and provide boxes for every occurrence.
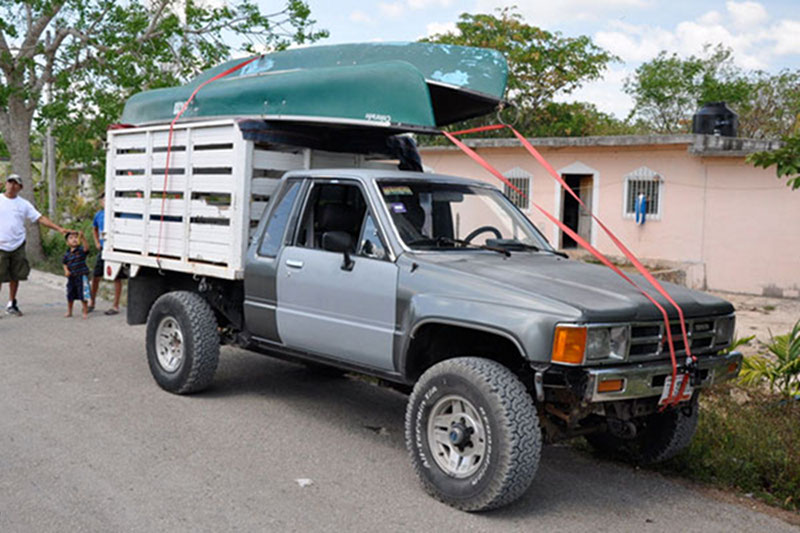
[0,242,31,282]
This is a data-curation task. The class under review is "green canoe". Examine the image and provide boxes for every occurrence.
[120,42,508,131]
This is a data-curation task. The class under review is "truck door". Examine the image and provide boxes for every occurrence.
[244,178,305,341]
[275,180,398,371]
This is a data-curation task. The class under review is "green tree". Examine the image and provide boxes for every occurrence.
[625,45,800,138]
[422,7,616,137]
[748,134,800,190]
[0,0,326,260]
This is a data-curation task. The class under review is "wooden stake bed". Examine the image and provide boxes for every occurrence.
[103,119,390,280]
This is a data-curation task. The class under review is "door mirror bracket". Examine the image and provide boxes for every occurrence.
[322,231,355,271]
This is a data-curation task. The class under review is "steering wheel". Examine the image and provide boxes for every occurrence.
[464,225,502,244]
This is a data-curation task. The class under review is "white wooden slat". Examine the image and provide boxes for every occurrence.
[190,125,239,146]
[113,198,147,214]
[186,150,236,169]
[151,129,189,148]
[113,153,149,169]
[189,175,235,194]
[104,250,241,280]
[114,177,147,191]
[113,132,148,150]
[190,199,233,219]
[150,151,189,169]
[145,236,185,258]
[141,198,188,218]
[188,241,230,263]
[111,234,146,253]
[149,175,187,192]
[253,149,304,171]
[190,224,233,244]
[251,178,280,196]
[114,218,145,235]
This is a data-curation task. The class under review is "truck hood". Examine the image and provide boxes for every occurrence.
[408,251,734,322]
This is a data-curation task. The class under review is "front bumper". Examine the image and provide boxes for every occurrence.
[584,351,743,403]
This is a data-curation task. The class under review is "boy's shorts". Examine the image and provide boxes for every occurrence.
[66,275,91,302]
[0,242,31,282]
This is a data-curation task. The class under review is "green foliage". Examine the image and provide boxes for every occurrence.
[522,102,648,138]
[739,320,800,396]
[1,0,328,199]
[721,334,755,355]
[748,134,800,190]
[658,385,800,511]
[625,45,800,139]
[421,7,619,138]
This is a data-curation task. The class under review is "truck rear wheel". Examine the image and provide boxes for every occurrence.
[146,291,219,394]
[587,401,699,464]
[405,357,542,511]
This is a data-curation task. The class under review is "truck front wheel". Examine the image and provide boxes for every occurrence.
[146,291,220,394]
[586,400,699,464]
[405,357,542,511]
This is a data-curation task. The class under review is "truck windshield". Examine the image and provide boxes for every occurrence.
[377,180,551,252]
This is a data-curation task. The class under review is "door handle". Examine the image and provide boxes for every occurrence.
[286,259,304,269]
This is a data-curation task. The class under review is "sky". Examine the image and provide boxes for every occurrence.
[286,0,800,118]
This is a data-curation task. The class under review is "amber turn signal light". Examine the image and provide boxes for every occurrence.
[597,378,625,393]
[552,326,587,365]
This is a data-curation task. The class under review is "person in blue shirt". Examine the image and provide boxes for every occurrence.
[90,193,123,315]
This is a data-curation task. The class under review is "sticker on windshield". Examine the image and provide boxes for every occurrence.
[391,202,407,214]
[382,185,413,196]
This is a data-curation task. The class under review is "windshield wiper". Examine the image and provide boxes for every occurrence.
[435,236,511,257]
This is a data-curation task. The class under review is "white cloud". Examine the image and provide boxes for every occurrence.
[349,10,373,24]
[557,65,635,118]
[592,2,796,71]
[773,20,800,55]
[475,0,651,28]
[407,0,454,9]
[425,21,458,38]
[726,1,768,29]
[379,2,405,18]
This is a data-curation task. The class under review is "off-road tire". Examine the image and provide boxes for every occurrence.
[586,401,699,464]
[146,291,219,394]
[405,357,542,512]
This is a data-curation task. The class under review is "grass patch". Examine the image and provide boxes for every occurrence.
[655,384,800,511]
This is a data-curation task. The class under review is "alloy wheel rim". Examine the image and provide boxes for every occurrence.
[427,394,487,478]
[155,316,184,373]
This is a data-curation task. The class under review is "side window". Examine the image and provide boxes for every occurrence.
[294,182,367,252]
[258,180,302,257]
[358,212,387,260]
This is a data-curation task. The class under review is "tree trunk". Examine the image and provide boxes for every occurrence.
[0,98,46,262]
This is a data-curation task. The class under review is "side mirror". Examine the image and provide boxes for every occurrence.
[322,231,355,271]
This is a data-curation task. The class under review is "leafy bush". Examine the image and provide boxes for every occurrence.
[740,320,800,396]
[659,384,800,510]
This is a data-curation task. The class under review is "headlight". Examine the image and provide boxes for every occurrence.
[714,316,735,345]
[586,325,629,361]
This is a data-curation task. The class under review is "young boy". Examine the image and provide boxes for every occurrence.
[62,231,91,319]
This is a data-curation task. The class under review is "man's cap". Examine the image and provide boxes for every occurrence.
[6,174,22,186]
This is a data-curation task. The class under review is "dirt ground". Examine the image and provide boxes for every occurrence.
[710,291,800,357]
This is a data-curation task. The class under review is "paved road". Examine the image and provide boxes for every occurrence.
[1,274,797,532]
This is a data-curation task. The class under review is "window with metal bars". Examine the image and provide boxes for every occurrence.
[624,167,662,218]
[502,167,531,210]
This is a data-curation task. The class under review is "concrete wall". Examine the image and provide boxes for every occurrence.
[420,143,800,296]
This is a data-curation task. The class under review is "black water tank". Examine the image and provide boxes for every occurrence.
[692,102,738,137]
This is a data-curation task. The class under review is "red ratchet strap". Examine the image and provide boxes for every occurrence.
[156,55,262,264]
[443,125,694,408]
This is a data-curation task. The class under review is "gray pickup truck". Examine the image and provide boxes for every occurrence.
[130,168,742,511]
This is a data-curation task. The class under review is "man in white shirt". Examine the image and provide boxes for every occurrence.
[0,174,67,316]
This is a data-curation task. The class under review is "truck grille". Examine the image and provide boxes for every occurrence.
[628,316,730,362]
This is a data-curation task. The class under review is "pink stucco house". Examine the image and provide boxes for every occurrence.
[419,134,799,297]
